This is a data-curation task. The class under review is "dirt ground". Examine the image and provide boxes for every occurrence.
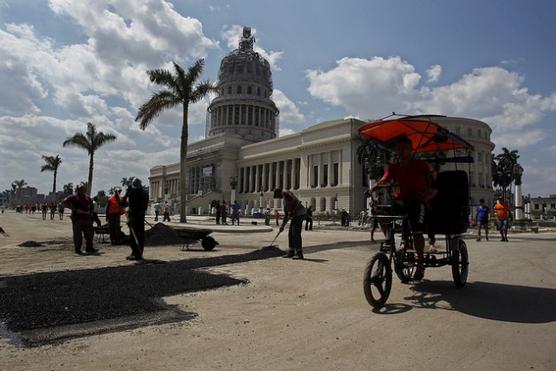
[0,211,555,370]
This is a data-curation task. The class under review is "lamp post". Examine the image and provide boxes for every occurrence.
[229,176,237,205]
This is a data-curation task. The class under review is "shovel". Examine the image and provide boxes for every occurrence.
[264,229,282,248]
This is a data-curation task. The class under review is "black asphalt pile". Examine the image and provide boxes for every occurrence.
[17,241,44,247]
[0,246,282,344]
[144,223,181,246]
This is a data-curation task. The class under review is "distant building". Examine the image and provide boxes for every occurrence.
[529,195,556,219]
[149,26,495,215]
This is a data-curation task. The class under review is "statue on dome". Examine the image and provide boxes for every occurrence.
[239,26,255,50]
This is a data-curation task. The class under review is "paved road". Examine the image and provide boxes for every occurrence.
[0,211,554,370]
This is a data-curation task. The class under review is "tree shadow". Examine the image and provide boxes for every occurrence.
[405,280,556,324]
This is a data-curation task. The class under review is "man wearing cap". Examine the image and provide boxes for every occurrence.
[120,178,149,260]
[63,183,97,255]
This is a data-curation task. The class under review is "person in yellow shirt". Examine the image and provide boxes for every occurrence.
[494,198,511,242]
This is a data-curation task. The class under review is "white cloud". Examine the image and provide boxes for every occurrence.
[273,89,305,125]
[426,64,442,83]
[279,128,296,137]
[307,56,556,148]
[221,24,283,71]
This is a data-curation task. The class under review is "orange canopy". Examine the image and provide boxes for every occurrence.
[359,117,472,153]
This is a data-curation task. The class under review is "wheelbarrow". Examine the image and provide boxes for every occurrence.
[173,227,219,251]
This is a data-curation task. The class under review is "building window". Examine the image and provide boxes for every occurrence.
[467,128,473,137]
[551,203,555,209]
[534,204,539,210]
[332,163,339,186]
[247,62,253,73]
[322,164,328,187]
[312,166,318,188]
[257,87,261,96]
[237,63,244,73]
[247,85,252,95]
[234,104,240,125]
[227,86,232,94]
[237,85,242,94]
[543,203,547,209]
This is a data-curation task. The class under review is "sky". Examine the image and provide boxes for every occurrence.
[0,0,555,197]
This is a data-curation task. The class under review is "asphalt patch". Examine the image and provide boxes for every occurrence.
[0,246,282,346]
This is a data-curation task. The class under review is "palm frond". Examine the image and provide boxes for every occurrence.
[190,81,218,103]
[93,132,117,150]
[135,90,181,130]
[183,59,205,90]
[148,68,181,95]
[63,133,91,151]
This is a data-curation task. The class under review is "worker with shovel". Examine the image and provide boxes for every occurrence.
[274,188,306,259]
[121,178,149,261]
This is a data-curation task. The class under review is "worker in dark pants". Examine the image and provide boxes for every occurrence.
[305,206,313,231]
[121,178,149,260]
[274,188,306,259]
[63,183,97,255]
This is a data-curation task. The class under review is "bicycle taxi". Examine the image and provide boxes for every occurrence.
[359,115,473,309]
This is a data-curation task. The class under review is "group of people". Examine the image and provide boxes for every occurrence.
[19,202,66,220]
[475,197,512,242]
[62,179,148,260]
[152,201,173,222]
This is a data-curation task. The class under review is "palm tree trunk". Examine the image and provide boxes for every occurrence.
[180,103,189,223]
[52,168,57,194]
[88,152,94,196]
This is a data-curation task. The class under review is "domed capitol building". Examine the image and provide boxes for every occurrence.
[148,27,495,214]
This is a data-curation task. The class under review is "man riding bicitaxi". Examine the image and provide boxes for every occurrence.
[369,135,437,281]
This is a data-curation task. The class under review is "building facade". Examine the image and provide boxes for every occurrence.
[529,195,556,219]
[149,26,495,215]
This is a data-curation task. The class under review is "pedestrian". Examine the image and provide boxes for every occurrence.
[476,198,490,241]
[274,208,280,226]
[231,200,241,225]
[215,200,221,224]
[63,183,97,255]
[153,201,161,221]
[57,202,65,220]
[92,196,102,227]
[274,188,306,259]
[41,203,48,220]
[494,198,511,242]
[221,201,228,225]
[305,205,313,231]
[368,201,379,242]
[106,189,125,244]
[49,203,56,220]
[264,207,272,226]
[163,201,171,222]
[31,204,36,214]
[120,178,148,260]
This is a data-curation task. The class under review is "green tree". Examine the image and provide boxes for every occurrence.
[492,147,520,200]
[63,122,117,195]
[63,183,74,195]
[40,154,62,194]
[135,59,217,223]
[12,179,27,204]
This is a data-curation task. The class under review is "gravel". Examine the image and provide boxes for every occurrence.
[144,223,181,246]
[0,246,282,339]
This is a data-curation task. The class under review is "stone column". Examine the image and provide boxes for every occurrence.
[290,159,295,190]
[254,164,260,192]
[328,152,333,187]
[300,155,308,189]
[274,162,280,190]
[515,184,524,221]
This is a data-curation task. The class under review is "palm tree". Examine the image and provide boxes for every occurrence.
[63,183,74,195]
[63,122,117,195]
[135,59,217,223]
[492,147,520,200]
[40,154,62,194]
[12,179,27,204]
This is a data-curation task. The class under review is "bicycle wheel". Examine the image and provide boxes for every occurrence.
[451,238,468,288]
[394,249,415,283]
[363,252,392,308]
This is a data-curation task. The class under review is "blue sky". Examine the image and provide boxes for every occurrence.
[1,0,555,196]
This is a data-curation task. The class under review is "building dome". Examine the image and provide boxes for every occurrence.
[207,26,279,141]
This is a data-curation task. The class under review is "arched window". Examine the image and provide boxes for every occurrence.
[247,86,252,95]
[237,85,242,94]
[320,197,326,212]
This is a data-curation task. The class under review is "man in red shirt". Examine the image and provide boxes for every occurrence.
[63,182,97,255]
[369,136,435,280]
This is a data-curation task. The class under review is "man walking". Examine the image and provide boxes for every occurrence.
[63,183,97,255]
[231,201,241,225]
[494,198,511,242]
[121,179,148,260]
[476,198,490,241]
[163,201,171,222]
[153,201,161,221]
[221,201,228,225]
[274,188,306,259]
[305,205,313,231]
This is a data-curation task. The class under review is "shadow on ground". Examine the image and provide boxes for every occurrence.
[0,246,283,346]
[387,280,556,324]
